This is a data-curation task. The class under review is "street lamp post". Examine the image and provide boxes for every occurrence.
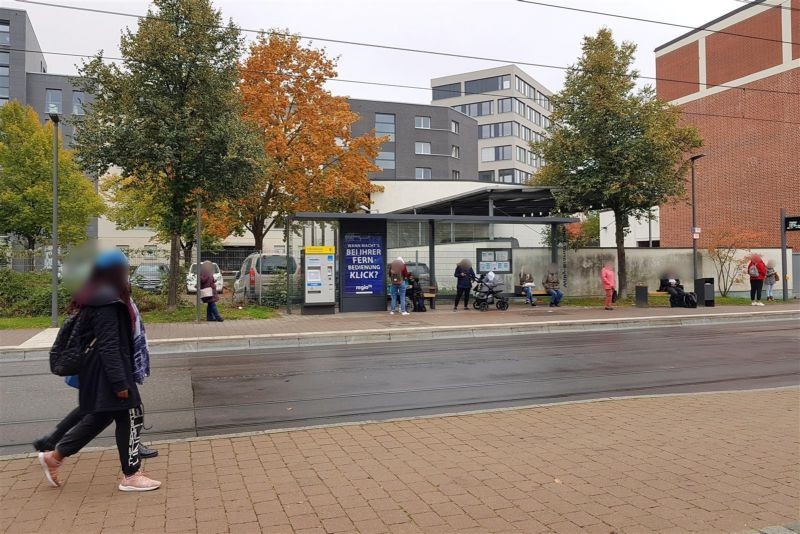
[49,113,60,328]
[690,153,706,282]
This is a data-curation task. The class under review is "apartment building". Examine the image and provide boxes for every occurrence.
[429,65,553,185]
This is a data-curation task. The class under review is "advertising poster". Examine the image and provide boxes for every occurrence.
[343,234,384,296]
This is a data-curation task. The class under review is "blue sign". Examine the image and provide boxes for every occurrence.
[343,234,384,296]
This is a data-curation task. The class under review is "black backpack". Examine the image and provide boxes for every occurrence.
[49,311,95,376]
[683,292,698,309]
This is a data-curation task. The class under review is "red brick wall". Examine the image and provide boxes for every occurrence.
[705,6,783,87]
[656,41,699,102]
[659,69,800,250]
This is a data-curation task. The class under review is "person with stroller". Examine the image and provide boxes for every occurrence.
[37,249,161,492]
[388,257,410,316]
[764,259,780,301]
[542,264,563,307]
[453,259,475,311]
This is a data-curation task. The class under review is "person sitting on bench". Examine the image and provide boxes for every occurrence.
[659,269,685,307]
[519,271,537,306]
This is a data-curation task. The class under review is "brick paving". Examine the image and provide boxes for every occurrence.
[1,388,798,533]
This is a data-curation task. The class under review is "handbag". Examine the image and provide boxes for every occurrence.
[612,289,618,303]
[199,287,214,298]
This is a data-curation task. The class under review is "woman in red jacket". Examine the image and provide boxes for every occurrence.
[746,254,767,306]
[600,261,616,311]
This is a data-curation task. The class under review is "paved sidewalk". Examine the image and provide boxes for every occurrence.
[2,303,798,351]
[2,388,798,533]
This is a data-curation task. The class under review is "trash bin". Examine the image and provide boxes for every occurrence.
[635,285,649,308]
[694,278,715,307]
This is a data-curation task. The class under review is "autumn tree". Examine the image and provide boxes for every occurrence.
[532,28,702,296]
[0,102,103,254]
[76,0,263,307]
[102,174,239,265]
[237,32,383,251]
[706,227,766,296]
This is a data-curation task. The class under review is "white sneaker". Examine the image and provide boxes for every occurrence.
[756,301,765,306]
[401,311,409,316]
[751,301,757,306]
[390,310,395,315]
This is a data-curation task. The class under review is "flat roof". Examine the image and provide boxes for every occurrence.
[393,186,559,217]
[654,0,769,52]
[292,212,577,225]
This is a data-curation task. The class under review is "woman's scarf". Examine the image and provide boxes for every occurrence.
[129,300,150,385]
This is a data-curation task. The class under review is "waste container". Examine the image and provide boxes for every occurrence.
[694,278,715,307]
[635,285,649,308]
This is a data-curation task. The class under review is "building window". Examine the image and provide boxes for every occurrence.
[482,146,511,162]
[432,82,461,100]
[465,75,511,95]
[415,142,431,155]
[376,151,395,170]
[0,21,9,46]
[514,169,532,183]
[453,100,492,118]
[72,91,86,116]
[45,89,62,114]
[452,170,461,180]
[414,116,431,129]
[0,65,7,107]
[451,145,460,159]
[415,167,432,180]
[375,113,395,142]
[450,120,459,134]
[516,146,527,164]
[478,170,494,182]
[498,98,512,114]
[498,169,514,183]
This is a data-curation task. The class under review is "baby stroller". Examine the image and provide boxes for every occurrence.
[471,272,509,311]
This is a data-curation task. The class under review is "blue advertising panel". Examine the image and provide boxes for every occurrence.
[343,234,384,296]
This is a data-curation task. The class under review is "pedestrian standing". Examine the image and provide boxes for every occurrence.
[389,257,410,316]
[200,261,223,322]
[453,259,476,311]
[38,250,161,492]
[764,259,780,301]
[747,254,767,306]
[542,263,564,307]
[601,261,616,311]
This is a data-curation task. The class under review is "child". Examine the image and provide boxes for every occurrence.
[764,259,780,302]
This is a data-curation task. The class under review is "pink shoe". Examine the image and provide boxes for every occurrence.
[38,451,61,487]
[119,471,161,492]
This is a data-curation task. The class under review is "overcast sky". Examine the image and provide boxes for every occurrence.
[9,0,748,101]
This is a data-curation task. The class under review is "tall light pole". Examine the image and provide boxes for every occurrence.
[690,153,706,282]
[49,113,60,328]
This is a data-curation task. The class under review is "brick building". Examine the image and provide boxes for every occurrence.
[655,0,800,249]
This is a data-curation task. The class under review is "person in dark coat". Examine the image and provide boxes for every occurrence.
[38,250,161,492]
[200,261,223,322]
[453,259,476,311]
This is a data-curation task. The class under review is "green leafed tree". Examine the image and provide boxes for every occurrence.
[0,101,103,254]
[75,0,263,308]
[532,28,702,295]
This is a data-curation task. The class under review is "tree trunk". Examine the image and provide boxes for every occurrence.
[614,209,627,298]
[252,218,265,253]
[167,231,181,309]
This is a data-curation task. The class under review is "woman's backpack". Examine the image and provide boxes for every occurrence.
[49,311,96,376]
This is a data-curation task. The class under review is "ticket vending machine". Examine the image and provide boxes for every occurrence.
[301,246,336,315]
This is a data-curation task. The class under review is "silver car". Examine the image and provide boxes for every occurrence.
[232,253,298,303]
[130,263,169,293]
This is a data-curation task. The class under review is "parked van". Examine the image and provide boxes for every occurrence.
[232,253,299,303]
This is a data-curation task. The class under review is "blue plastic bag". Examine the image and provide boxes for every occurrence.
[64,375,80,389]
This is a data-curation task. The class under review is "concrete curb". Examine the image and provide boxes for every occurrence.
[1,309,797,362]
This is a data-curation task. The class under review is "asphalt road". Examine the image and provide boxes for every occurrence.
[1,320,798,455]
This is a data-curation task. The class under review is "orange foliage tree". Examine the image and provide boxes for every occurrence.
[237,32,384,250]
[705,227,767,296]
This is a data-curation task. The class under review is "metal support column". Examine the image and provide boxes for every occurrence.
[550,223,558,264]
[488,195,494,241]
[780,208,788,301]
[50,115,60,327]
[195,198,202,323]
[286,219,292,314]
[428,219,436,295]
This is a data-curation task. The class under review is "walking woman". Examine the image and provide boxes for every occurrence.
[38,250,161,492]
[453,259,476,311]
[200,261,223,321]
[601,261,616,311]
[747,254,767,306]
